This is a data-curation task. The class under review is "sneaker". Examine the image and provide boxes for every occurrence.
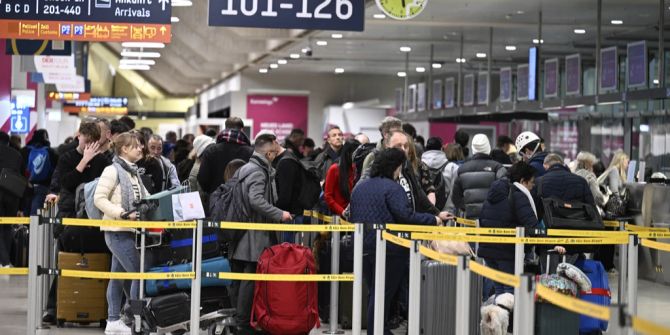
[0,264,11,282]
[104,319,132,335]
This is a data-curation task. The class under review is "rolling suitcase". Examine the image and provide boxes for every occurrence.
[535,252,580,335]
[56,252,110,326]
[145,256,232,296]
[143,292,192,329]
[338,280,368,329]
[10,225,29,267]
[152,228,227,265]
[419,259,482,335]
[575,259,611,334]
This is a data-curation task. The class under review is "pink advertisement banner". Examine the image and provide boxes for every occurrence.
[247,94,308,141]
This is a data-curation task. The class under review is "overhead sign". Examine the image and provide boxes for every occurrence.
[499,67,512,103]
[0,0,171,42]
[565,54,581,96]
[544,58,559,98]
[600,46,618,92]
[63,96,128,115]
[209,0,364,31]
[627,41,647,89]
[247,95,308,141]
[5,39,72,55]
[9,100,30,134]
[48,91,91,101]
[463,74,474,107]
[477,72,488,105]
[528,47,537,101]
[517,64,529,101]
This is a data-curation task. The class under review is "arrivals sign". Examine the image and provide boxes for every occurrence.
[0,0,171,42]
[209,0,364,31]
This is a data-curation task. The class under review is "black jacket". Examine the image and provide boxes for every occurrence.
[197,141,253,194]
[478,179,538,261]
[284,139,304,160]
[53,148,112,216]
[490,149,513,165]
[273,150,303,215]
[403,163,440,215]
[314,145,340,181]
[533,164,596,221]
[0,143,24,215]
[452,153,506,219]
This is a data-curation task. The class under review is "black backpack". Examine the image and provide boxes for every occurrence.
[352,143,377,183]
[280,154,321,210]
[209,174,248,246]
[427,162,448,210]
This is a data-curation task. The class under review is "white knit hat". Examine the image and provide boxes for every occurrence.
[193,135,215,157]
[471,134,491,155]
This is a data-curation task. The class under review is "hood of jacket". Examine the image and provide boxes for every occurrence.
[529,151,548,166]
[486,178,512,205]
[421,150,448,168]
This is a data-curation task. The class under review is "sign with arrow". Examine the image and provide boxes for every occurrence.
[9,101,30,134]
[0,0,172,42]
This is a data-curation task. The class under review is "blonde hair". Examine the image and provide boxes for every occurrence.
[114,132,142,156]
[407,135,419,173]
[608,150,629,182]
[576,151,597,170]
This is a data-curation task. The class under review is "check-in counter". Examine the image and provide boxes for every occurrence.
[636,182,670,284]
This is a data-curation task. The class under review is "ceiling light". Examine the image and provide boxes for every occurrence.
[611,19,623,25]
[432,63,442,69]
[505,45,517,51]
[373,14,386,19]
[277,59,288,65]
[171,16,180,22]
[331,33,343,39]
[532,39,544,44]
[119,64,150,71]
[316,40,328,46]
[335,68,344,74]
[121,42,165,49]
[573,29,586,34]
[259,68,268,73]
[653,79,660,84]
[270,63,278,69]
[400,46,412,52]
[342,102,354,109]
[120,50,161,58]
[476,53,487,58]
[415,67,426,73]
[516,10,525,14]
[290,53,300,59]
[397,71,407,77]
[456,58,466,63]
[172,0,192,6]
[120,59,155,66]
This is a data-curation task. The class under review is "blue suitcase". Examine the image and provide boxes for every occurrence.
[145,256,232,296]
[575,259,611,333]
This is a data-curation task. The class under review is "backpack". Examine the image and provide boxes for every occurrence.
[279,154,321,210]
[352,143,377,183]
[427,162,448,210]
[209,174,249,247]
[27,146,52,182]
[251,243,320,334]
[75,169,119,219]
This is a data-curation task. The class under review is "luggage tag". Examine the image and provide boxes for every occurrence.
[172,181,205,221]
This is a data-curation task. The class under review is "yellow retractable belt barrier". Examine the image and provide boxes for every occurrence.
[0,267,29,275]
[634,231,670,239]
[63,218,196,229]
[469,261,521,288]
[418,245,458,266]
[546,229,629,238]
[386,224,515,235]
[603,220,621,228]
[632,316,670,335]
[60,270,195,280]
[412,233,629,245]
[0,217,30,225]
[217,221,354,232]
[303,210,333,223]
[640,239,670,253]
[626,224,670,233]
[455,217,477,227]
[382,231,412,248]
[536,284,610,321]
[217,273,354,282]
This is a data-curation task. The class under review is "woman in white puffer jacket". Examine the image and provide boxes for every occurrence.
[94,131,148,335]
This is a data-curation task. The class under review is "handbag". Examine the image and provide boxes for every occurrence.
[603,191,628,219]
[430,239,475,256]
[0,168,28,198]
[541,197,604,230]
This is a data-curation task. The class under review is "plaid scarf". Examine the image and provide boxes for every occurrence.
[216,129,251,145]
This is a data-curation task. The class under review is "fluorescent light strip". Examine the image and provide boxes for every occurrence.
[270,63,278,69]
[171,17,180,22]
[120,59,156,66]
[259,68,268,73]
[335,68,344,74]
[505,45,517,51]
[397,71,407,77]
[432,63,442,69]
[277,59,288,65]
[400,46,411,52]
[119,64,150,71]
[331,33,343,39]
[120,50,161,58]
[416,67,426,73]
[476,53,487,58]
[316,40,328,46]
[290,53,300,59]
[373,14,386,19]
[172,0,192,6]
[573,29,586,34]
[121,42,165,49]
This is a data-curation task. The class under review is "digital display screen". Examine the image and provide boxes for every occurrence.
[565,54,581,96]
[517,64,529,101]
[477,72,488,105]
[544,58,559,98]
[528,47,537,101]
[600,46,618,92]
[499,67,512,102]
[463,74,474,106]
[444,78,455,108]
[627,41,647,88]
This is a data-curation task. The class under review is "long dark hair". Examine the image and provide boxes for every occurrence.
[338,140,359,201]
[370,148,406,179]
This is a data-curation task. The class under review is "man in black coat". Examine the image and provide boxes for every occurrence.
[283,128,305,160]
[198,117,254,195]
[0,131,24,267]
[534,153,596,215]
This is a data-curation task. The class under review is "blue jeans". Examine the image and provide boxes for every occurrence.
[30,184,49,215]
[485,259,515,295]
[105,232,140,321]
[282,215,308,243]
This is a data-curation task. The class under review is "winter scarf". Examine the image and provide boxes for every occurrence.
[113,156,147,213]
[216,129,251,146]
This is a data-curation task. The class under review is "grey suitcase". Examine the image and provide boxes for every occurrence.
[420,259,482,335]
[338,280,368,329]
[535,251,580,334]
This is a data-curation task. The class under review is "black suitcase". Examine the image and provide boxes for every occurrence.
[420,259,482,335]
[152,228,227,265]
[144,292,191,329]
[201,286,232,315]
[58,226,109,254]
[10,225,29,267]
[535,303,580,335]
[338,280,368,329]
[317,234,355,322]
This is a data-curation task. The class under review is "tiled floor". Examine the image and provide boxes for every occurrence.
[0,274,668,335]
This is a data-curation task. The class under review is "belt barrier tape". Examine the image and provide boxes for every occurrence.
[0,267,29,275]
[603,220,621,228]
[418,245,459,266]
[469,261,521,288]
[215,221,354,232]
[632,316,670,335]
[382,231,412,248]
[455,217,477,227]
[60,270,195,280]
[0,217,30,225]
[536,284,610,321]
[303,210,333,223]
[640,239,670,253]
[386,224,516,235]
[217,273,354,282]
[412,233,629,245]
[63,218,197,229]
[626,224,670,232]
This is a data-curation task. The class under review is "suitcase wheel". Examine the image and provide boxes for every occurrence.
[56,319,65,328]
[99,320,107,329]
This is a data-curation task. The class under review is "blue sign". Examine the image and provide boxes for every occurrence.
[1,0,171,24]
[209,0,364,31]
[10,102,30,134]
[528,47,537,101]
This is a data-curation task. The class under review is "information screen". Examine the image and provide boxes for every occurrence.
[517,64,529,101]
[565,54,581,96]
[600,46,618,92]
[444,78,455,108]
[627,41,647,88]
[477,72,488,105]
[544,58,559,98]
[463,74,474,106]
[499,67,512,103]
[432,80,442,110]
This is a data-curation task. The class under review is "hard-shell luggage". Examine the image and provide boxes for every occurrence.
[143,292,191,329]
[56,252,110,326]
[575,259,611,334]
[317,233,355,322]
[251,243,320,334]
[145,256,231,296]
[201,286,232,315]
[10,225,29,267]
[58,226,109,254]
[420,259,482,335]
[535,252,581,334]
[338,280,368,329]
[152,228,227,265]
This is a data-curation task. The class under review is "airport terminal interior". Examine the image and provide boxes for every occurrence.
[3,0,670,334]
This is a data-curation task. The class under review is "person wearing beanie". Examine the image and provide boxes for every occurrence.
[148,134,180,191]
[187,135,216,207]
[452,133,506,219]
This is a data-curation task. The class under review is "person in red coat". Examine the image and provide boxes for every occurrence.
[324,140,359,216]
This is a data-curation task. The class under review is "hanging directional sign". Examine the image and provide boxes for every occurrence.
[9,101,30,134]
[0,0,171,42]
[209,0,364,31]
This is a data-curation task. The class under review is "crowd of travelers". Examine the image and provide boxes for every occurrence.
[0,114,641,335]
